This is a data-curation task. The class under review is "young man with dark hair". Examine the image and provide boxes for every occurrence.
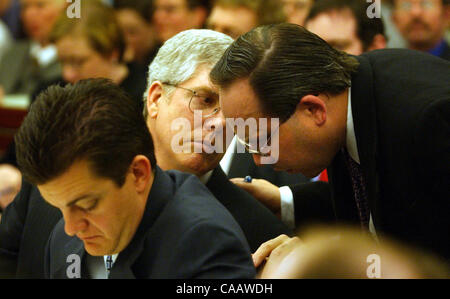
[211,23,450,261]
[5,78,255,279]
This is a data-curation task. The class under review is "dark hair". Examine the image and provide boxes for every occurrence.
[210,23,359,122]
[187,0,212,11]
[114,0,154,22]
[15,78,157,186]
[305,0,385,51]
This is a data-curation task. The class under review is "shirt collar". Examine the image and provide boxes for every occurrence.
[199,170,214,184]
[346,87,360,164]
[30,42,58,67]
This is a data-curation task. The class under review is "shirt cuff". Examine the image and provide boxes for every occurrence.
[279,186,295,229]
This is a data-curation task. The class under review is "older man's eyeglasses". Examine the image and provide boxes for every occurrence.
[163,83,221,118]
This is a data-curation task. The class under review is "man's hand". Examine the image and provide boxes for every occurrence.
[230,178,281,214]
[0,164,22,210]
[252,234,303,279]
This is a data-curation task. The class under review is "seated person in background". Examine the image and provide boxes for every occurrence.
[282,0,314,26]
[145,29,292,252]
[305,0,386,55]
[0,0,148,208]
[49,0,148,107]
[13,78,255,279]
[254,226,450,278]
[0,0,66,210]
[207,0,286,39]
[153,0,211,43]
[392,0,450,60]
[0,0,65,96]
[113,0,161,68]
[232,0,387,229]
[0,0,24,40]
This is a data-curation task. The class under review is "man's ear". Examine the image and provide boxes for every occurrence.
[367,34,387,51]
[297,94,327,126]
[147,81,163,119]
[130,155,152,193]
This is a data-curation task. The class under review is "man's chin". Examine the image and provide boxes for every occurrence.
[181,154,221,176]
[84,243,108,257]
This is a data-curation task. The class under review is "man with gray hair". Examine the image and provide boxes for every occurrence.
[144,29,292,252]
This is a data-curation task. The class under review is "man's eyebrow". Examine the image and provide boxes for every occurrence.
[66,194,98,208]
[192,86,218,95]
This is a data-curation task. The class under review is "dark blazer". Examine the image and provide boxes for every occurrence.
[45,167,255,279]
[206,167,293,252]
[293,49,450,259]
[0,40,61,95]
[0,180,60,278]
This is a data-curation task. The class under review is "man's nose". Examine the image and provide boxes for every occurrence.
[410,2,424,16]
[205,110,226,130]
[62,209,88,237]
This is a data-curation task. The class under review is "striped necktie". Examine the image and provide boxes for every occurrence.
[342,149,370,229]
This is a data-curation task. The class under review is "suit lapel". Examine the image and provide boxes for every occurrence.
[206,167,234,209]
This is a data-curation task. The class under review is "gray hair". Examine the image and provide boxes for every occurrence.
[143,29,233,118]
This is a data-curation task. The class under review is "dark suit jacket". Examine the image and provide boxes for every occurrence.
[0,40,61,95]
[45,167,255,279]
[0,180,60,278]
[206,167,292,251]
[293,49,450,259]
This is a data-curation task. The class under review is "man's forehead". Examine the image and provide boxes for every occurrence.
[182,66,217,91]
[219,78,265,119]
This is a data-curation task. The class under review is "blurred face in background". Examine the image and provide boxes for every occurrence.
[305,9,364,55]
[56,35,119,84]
[153,0,207,42]
[282,0,313,26]
[116,8,156,63]
[207,5,257,39]
[393,0,446,50]
[21,0,66,45]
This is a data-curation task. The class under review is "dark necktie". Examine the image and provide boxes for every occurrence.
[342,149,370,229]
